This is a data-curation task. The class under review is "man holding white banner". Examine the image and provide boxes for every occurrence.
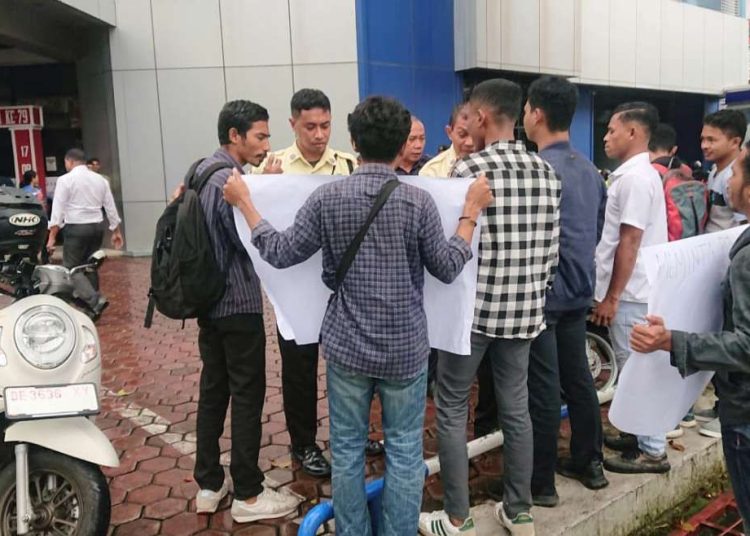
[224,96,492,536]
[630,146,750,533]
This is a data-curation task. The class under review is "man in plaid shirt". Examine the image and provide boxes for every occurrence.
[420,79,560,536]
[223,96,492,535]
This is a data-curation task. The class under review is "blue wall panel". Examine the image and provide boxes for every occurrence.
[570,86,594,161]
[356,0,463,154]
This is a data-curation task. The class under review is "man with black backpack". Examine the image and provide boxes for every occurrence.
[223,95,492,535]
[189,100,298,523]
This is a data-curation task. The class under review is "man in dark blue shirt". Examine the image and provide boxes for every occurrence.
[522,76,609,504]
[224,96,491,535]
[193,101,299,523]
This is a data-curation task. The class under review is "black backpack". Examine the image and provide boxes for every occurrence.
[144,159,233,327]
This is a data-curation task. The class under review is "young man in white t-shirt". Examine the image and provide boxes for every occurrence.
[591,102,670,474]
[702,110,748,233]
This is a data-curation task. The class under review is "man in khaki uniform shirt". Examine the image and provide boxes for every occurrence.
[253,89,360,478]
[255,89,356,176]
[420,104,474,178]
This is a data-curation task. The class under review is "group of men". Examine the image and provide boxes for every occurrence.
[167,74,748,536]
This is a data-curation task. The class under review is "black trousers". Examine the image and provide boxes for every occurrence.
[62,223,103,290]
[528,307,603,495]
[195,314,265,500]
[277,328,319,450]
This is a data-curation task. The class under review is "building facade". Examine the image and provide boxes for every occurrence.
[0,0,747,253]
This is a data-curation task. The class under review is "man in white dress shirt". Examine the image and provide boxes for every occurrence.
[47,148,123,317]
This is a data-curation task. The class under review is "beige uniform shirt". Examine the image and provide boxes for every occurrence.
[253,143,357,176]
[418,146,459,178]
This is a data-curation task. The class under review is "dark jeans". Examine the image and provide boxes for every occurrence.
[195,314,265,500]
[528,307,603,495]
[722,427,750,534]
[277,328,319,450]
[63,223,104,291]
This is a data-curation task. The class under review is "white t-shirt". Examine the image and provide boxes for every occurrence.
[595,152,668,304]
[705,161,746,233]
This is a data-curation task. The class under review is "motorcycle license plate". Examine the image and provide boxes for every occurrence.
[3,383,99,420]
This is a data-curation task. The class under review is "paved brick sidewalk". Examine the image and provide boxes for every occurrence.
[94,257,520,534]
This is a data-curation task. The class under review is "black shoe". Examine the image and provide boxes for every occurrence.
[532,492,559,508]
[603,449,670,474]
[365,439,384,456]
[489,477,558,507]
[91,297,109,322]
[486,478,504,501]
[557,458,610,490]
[291,445,331,477]
[603,432,638,452]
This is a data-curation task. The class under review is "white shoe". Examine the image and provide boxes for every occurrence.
[666,426,684,439]
[494,502,535,536]
[419,510,477,535]
[195,481,229,514]
[231,488,298,523]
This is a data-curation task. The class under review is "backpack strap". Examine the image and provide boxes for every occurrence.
[144,290,156,328]
[334,179,400,291]
[190,162,234,194]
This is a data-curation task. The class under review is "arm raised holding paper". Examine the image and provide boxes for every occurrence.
[630,146,750,532]
[223,168,492,271]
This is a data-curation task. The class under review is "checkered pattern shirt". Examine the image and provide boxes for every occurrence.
[251,163,472,380]
[452,140,561,339]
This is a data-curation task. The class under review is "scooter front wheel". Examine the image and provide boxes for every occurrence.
[0,447,110,535]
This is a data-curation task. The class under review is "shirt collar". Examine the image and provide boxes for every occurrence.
[288,142,336,169]
[542,141,571,152]
[610,152,651,180]
[216,147,243,169]
[485,140,526,152]
[352,162,398,180]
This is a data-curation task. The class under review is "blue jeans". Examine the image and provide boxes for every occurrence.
[723,426,750,534]
[327,362,427,536]
[609,300,667,457]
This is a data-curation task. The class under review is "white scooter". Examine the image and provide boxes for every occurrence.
[0,252,119,535]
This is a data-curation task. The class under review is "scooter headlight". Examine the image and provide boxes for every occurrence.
[14,305,76,369]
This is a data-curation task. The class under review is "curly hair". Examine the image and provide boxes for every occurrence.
[347,97,411,162]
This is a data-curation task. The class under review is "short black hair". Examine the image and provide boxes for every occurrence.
[21,170,36,186]
[648,123,678,153]
[469,79,522,123]
[290,88,331,117]
[217,100,269,145]
[347,96,411,163]
[703,109,747,142]
[612,102,659,137]
[65,148,86,163]
[527,76,578,132]
[448,103,468,128]
[86,157,100,165]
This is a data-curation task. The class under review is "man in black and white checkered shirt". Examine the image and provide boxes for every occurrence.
[420,79,560,536]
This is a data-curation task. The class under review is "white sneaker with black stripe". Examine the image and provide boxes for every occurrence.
[418,510,477,535]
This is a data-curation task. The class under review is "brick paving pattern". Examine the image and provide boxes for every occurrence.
[95,257,577,534]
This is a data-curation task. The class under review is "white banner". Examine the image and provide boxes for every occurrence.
[233,174,480,355]
[609,225,747,436]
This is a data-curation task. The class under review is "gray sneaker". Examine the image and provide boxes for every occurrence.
[699,417,722,439]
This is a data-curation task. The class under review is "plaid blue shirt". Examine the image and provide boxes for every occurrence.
[251,163,472,379]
